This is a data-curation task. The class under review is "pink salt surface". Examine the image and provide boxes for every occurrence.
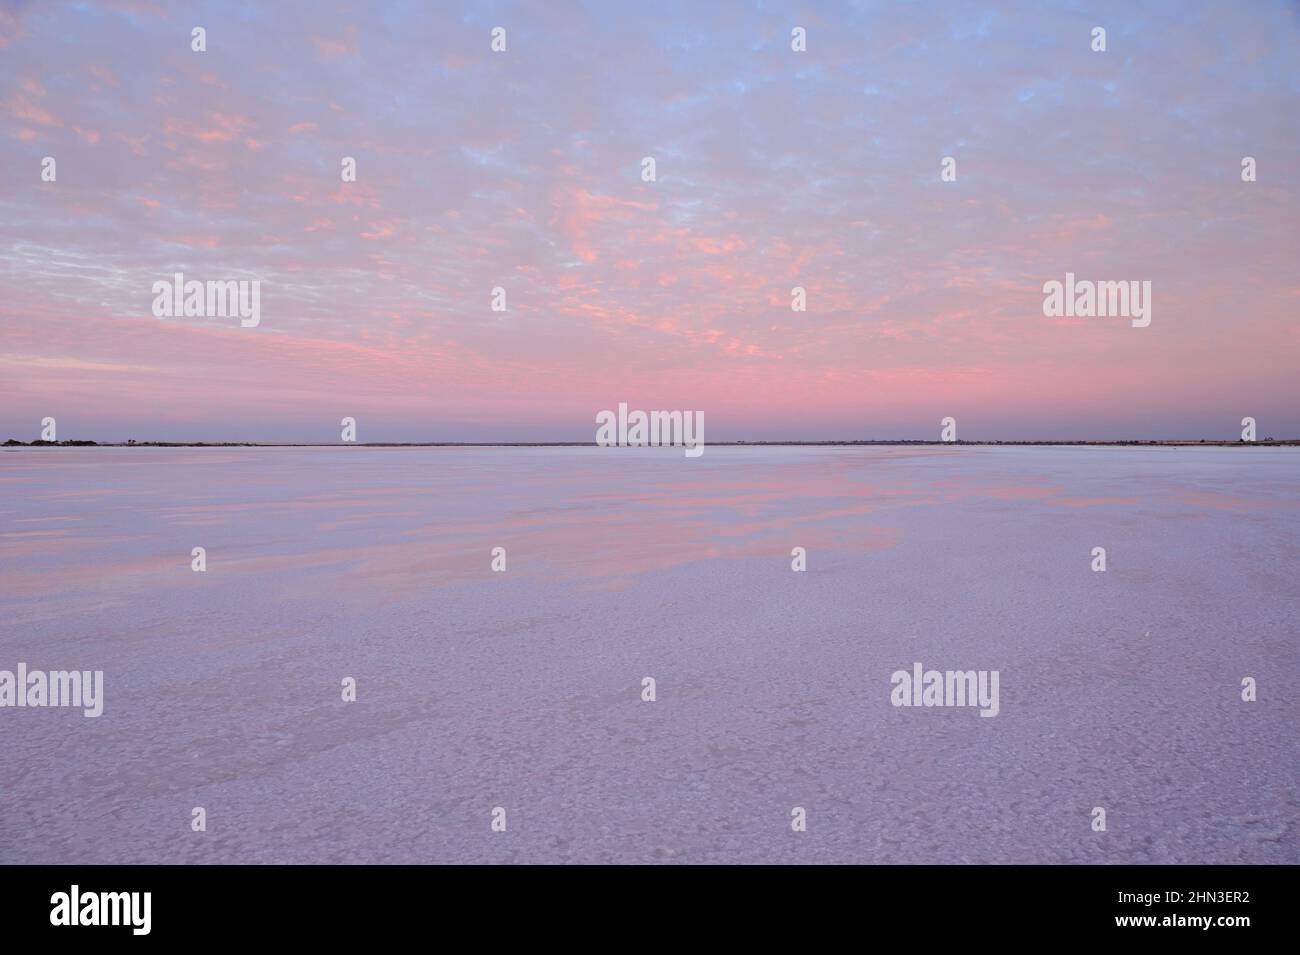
[0,445,1296,863]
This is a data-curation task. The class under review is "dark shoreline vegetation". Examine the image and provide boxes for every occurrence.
[6,439,1298,448]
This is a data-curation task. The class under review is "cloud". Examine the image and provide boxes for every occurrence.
[0,0,1296,440]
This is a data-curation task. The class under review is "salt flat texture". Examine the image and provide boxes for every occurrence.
[1,445,1296,864]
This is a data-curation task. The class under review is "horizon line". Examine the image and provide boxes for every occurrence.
[7,439,1299,449]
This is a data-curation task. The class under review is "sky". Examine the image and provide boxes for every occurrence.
[1,0,1297,442]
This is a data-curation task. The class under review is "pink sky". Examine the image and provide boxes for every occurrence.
[1,1,1297,441]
